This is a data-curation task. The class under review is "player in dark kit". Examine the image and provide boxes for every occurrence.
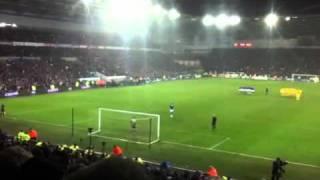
[265,88,269,95]
[211,115,217,129]
[271,157,288,180]
[169,104,175,118]
[130,116,137,129]
[0,104,5,118]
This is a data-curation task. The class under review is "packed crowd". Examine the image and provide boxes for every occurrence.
[202,49,320,77]
[0,45,186,96]
[0,128,234,180]
[0,57,89,95]
[1,27,320,97]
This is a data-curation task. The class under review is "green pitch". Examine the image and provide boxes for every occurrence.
[1,78,320,180]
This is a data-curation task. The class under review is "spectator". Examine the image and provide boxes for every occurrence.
[19,157,64,180]
[112,145,123,157]
[28,128,38,140]
[207,166,219,177]
[65,157,151,180]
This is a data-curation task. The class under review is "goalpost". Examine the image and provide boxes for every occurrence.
[292,73,319,83]
[91,108,160,145]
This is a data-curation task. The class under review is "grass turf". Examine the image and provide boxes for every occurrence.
[1,78,320,180]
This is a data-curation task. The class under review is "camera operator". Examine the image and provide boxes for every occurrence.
[272,157,288,180]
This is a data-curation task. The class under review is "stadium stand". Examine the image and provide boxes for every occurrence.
[0,20,319,180]
[0,129,234,180]
[1,1,320,180]
[2,27,320,98]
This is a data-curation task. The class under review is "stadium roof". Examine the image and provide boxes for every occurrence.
[0,0,320,22]
[172,0,320,17]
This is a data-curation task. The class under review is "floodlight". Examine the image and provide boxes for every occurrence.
[102,0,153,36]
[229,15,241,26]
[153,4,167,17]
[202,14,214,26]
[81,0,91,7]
[285,16,291,21]
[214,14,229,29]
[264,13,279,28]
[168,8,181,21]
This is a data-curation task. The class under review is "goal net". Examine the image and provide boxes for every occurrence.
[91,108,160,145]
[292,73,319,83]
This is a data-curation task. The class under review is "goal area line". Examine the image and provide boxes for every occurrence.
[92,134,160,145]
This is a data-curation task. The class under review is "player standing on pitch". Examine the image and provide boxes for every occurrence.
[0,104,5,119]
[211,114,217,130]
[130,116,137,129]
[265,88,269,95]
[169,103,175,118]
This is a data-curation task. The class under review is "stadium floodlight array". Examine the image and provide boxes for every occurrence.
[168,8,181,21]
[91,108,160,145]
[285,16,291,21]
[264,13,279,28]
[0,22,17,28]
[202,14,241,28]
[94,0,181,37]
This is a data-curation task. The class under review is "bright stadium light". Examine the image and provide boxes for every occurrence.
[213,14,229,29]
[264,13,279,28]
[202,14,241,28]
[202,14,215,26]
[80,0,94,13]
[81,0,91,7]
[285,16,291,21]
[168,8,181,21]
[152,4,167,18]
[229,15,241,26]
[101,0,153,37]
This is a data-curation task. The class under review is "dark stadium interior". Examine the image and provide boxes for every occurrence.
[1,0,320,180]
[2,0,320,19]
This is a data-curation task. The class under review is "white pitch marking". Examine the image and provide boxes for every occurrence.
[6,117,88,131]
[92,134,151,145]
[210,137,231,149]
[5,117,320,169]
[163,140,320,169]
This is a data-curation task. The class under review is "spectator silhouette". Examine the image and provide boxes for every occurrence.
[65,157,151,180]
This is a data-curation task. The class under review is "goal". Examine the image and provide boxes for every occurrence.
[292,73,319,83]
[91,108,160,145]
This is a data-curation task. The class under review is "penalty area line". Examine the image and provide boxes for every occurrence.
[92,134,151,146]
[210,137,231,149]
[5,117,89,131]
[162,140,320,169]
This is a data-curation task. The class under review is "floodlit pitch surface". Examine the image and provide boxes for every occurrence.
[1,78,320,180]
